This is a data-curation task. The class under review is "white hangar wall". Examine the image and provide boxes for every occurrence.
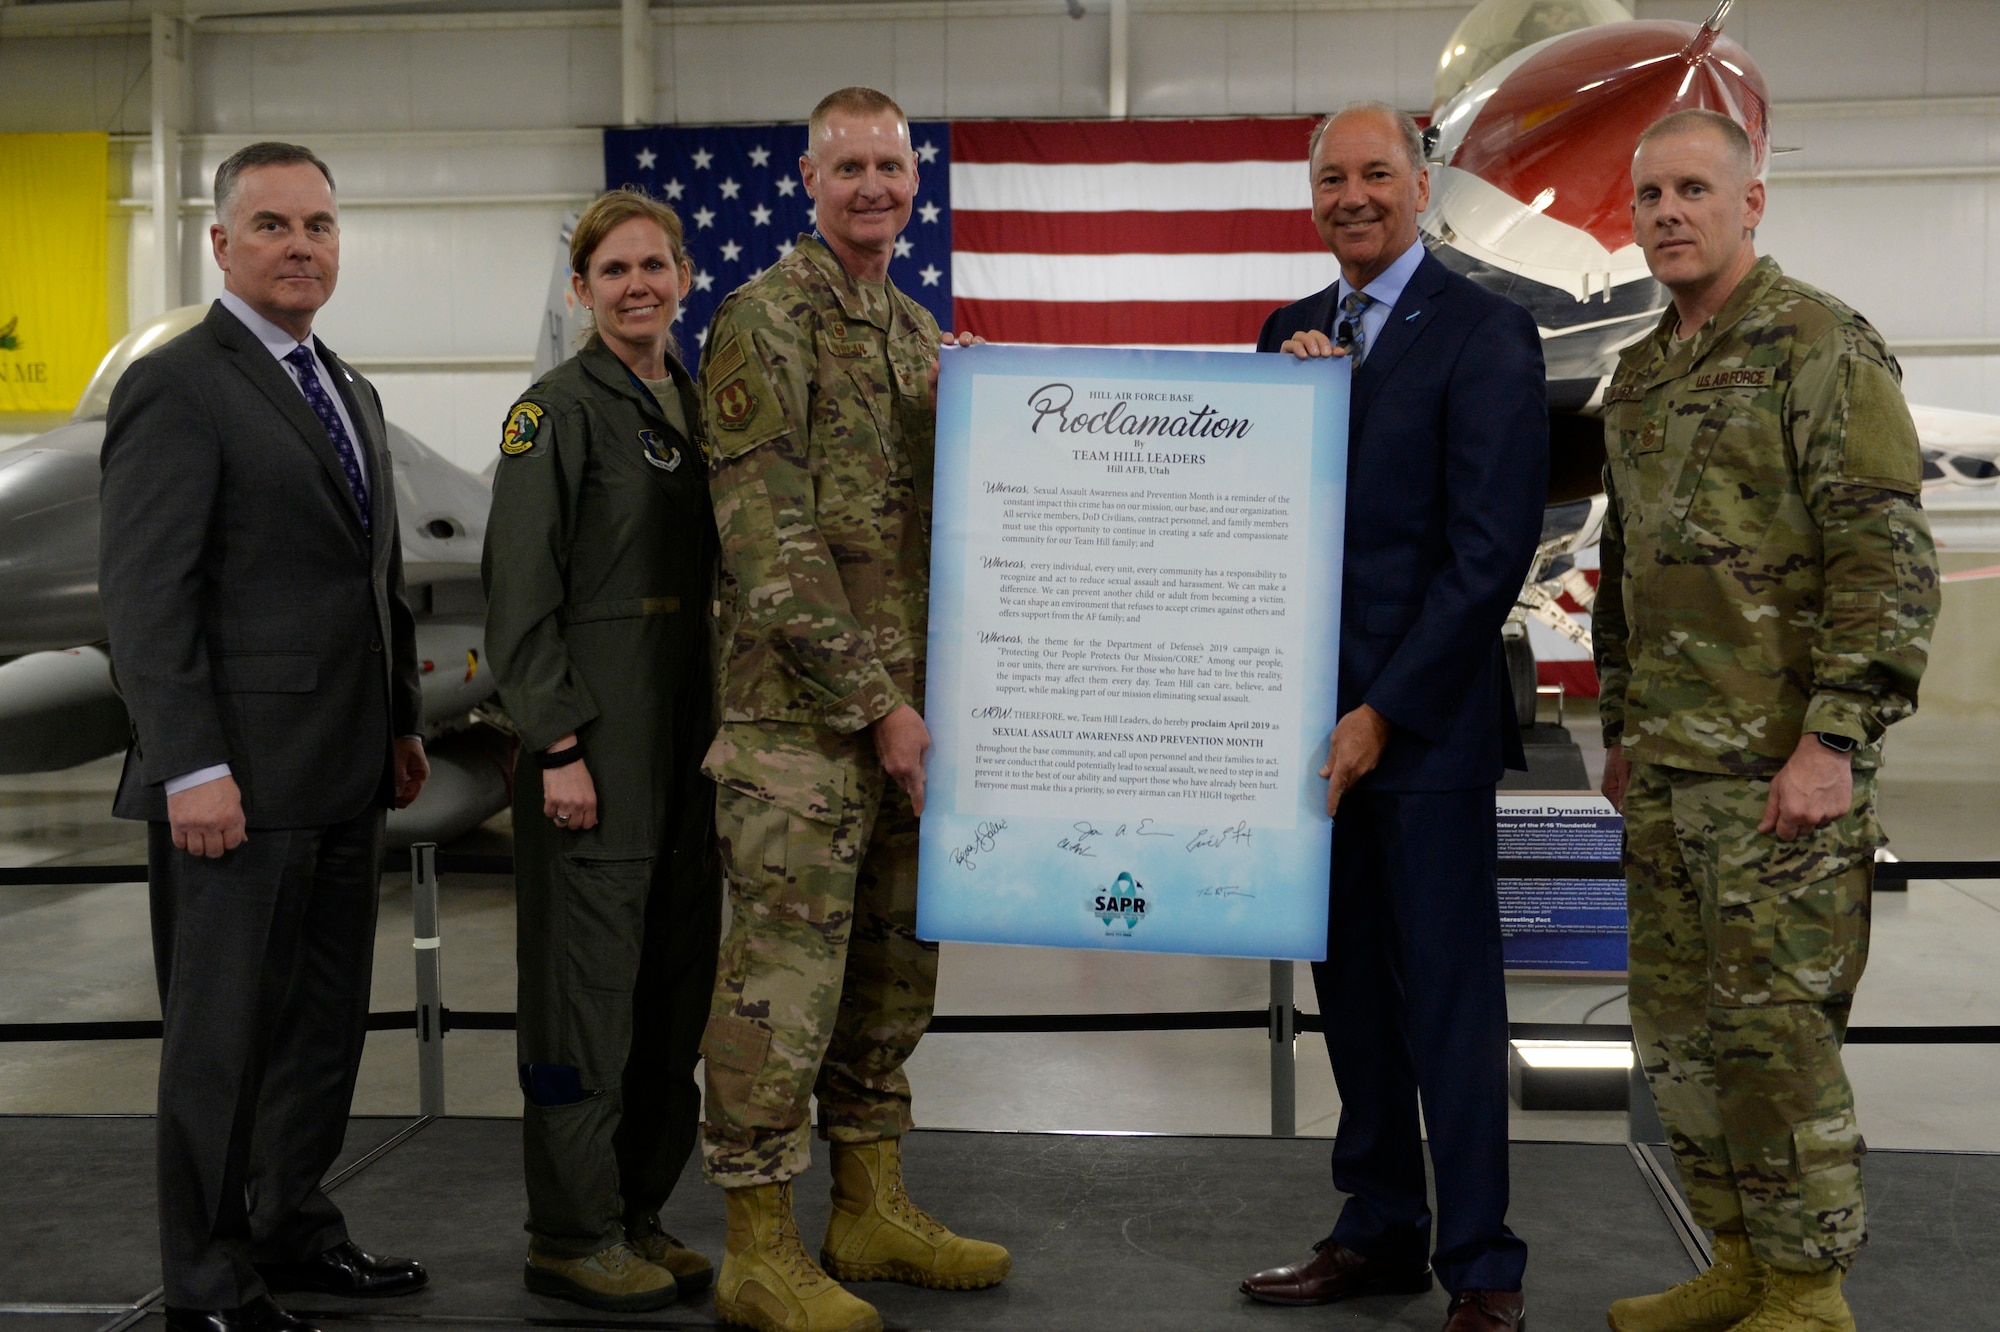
[1,0,1997,470]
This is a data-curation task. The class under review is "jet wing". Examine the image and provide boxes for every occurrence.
[1911,403,2000,552]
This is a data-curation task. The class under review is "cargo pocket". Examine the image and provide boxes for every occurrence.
[700,1010,776,1123]
[1707,798,1862,1007]
[1712,862,1873,1009]
[1793,1110,1867,1262]
[704,723,851,827]
[554,853,652,1088]
[1827,589,1893,654]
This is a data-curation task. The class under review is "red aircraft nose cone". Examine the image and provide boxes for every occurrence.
[1449,20,1769,254]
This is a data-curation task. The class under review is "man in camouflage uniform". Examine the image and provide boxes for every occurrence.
[1595,110,1939,1332]
[695,86,1008,1332]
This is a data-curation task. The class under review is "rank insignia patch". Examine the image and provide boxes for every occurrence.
[501,401,544,455]
[640,428,682,472]
[714,378,756,430]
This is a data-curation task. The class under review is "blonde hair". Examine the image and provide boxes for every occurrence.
[569,189,690,354]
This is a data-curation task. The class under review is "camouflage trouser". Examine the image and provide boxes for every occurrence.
[699,726,937,1187]
[1624,762,1877,1273]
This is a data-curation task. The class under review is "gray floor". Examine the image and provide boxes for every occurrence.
[5,700,1997,1151]
[0,1116,1698,1331]
[3,1117,1993,1331]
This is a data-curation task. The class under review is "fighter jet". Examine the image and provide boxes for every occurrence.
[1420,0,2000,714]
[0,304,510,847]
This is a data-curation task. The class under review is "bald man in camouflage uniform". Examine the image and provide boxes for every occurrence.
[1596,111,1939,1332]
[695,86,1007,1332]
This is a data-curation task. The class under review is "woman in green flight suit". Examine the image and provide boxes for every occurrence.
[482,189,719,1312]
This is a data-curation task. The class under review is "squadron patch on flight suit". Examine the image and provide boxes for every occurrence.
[501,401,545,456]
[639,428,683,472]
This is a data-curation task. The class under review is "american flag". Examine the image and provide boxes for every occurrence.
[605,117,1595,696]
[948,116,1328,349]
[604,122,953,378]
[605,116,1336,371]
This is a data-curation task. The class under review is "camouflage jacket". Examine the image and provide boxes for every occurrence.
[698,234,941,744]
[1594,256,1939,776]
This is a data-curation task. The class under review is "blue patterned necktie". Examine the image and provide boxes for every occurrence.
[284,343,370,534]
[1335,289,1374,364]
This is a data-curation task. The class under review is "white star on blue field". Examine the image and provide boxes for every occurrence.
[604,123,953,377]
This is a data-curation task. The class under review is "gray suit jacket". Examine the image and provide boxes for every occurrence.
[100,300,422,827]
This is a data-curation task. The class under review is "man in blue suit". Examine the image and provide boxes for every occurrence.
[1237,102,1547,1332]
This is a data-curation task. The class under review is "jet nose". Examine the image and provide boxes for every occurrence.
[0,445,106,655]
[1441,19,1770,254]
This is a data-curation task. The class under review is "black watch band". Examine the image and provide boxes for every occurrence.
[1812,731,1858,754]
[536,744,587,770]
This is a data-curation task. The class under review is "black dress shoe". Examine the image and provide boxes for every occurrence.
[165,1295,320,1332]
[256,1240,428,1298]
[1240,1239,1433,1306]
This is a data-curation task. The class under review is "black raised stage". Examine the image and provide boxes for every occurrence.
[2,1118,1991,1332]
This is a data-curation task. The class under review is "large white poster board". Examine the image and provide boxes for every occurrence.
[916,345,1349,959]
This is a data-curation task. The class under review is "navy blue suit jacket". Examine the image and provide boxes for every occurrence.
[1258,249,1547,791]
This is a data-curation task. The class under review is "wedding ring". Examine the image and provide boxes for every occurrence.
[554,813,570,826]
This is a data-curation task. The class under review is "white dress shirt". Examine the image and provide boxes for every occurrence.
[167,293,375,797]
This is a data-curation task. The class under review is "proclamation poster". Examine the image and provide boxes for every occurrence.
[916,345,1348,959]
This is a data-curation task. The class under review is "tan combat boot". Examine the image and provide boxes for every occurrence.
[820,1138,1011,1290]
[523,1239,678,1311]
[1723,1265,1855,1332]
[1607,1230,1766,1331]
[714,1181,881,1332]
[627,1214,715,1297]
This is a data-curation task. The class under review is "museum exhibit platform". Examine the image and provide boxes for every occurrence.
[3,1116,1994,1332]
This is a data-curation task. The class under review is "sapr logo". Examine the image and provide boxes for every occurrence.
[1093,871,1147,932]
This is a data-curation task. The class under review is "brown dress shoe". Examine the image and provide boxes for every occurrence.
[1240,1240,1433,1306]
[1442,1288,1525,1330]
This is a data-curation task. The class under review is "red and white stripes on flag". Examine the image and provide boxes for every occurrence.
[1529,549,1601,698]
[950,117,1335,350]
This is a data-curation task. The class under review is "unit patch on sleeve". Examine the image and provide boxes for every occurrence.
[501,401,545,455]
[713,378,757,430]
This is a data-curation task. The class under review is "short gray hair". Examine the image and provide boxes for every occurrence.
[214,141,335,224]
[1308,101,1426,173]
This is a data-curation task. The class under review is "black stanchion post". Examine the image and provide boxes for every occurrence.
[1626,1045,1664,1143]
[1269,960,1296,1136]
[411,842,444,1116]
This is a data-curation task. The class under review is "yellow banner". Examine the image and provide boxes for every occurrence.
[0,133,110,414]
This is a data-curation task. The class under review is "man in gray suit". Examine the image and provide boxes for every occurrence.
[100,142,431,1332]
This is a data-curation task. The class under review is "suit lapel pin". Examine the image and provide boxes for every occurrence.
[1405,310,1422,321]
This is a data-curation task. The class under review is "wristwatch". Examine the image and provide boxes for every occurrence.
[1812,732,1858,754]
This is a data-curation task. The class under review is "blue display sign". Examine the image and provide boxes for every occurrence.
[1497,794,1628,975]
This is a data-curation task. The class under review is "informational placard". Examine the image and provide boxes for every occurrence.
[1497,793,1627,975]
[916,345,1348,960]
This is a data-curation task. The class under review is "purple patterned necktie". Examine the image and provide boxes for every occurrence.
[284,343,370,534]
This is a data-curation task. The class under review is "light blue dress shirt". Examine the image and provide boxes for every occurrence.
[1335,237,1428,363]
